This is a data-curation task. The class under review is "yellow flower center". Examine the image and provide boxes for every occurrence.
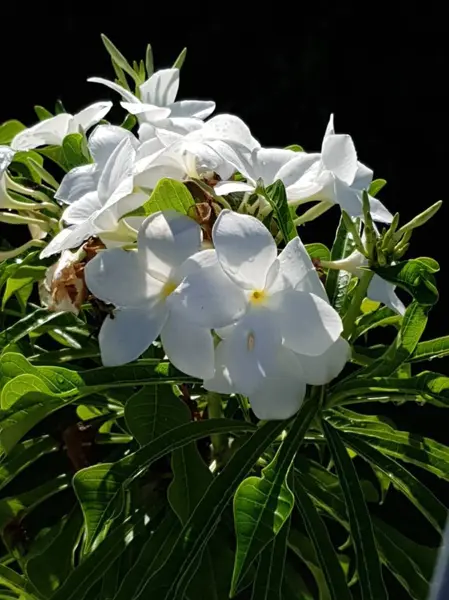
[161,280,178,298]
[249,289,266,304]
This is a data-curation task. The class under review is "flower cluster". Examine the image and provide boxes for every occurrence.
[3,41,439,420]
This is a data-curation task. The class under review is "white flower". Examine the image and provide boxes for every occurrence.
[40,250,87,315]
[168,211,343,408]
[324,250,406,315]
[0,146,17,209]
[84,210,215,378]
[89,68,215,136]
[41,136,147,258]
[279,115,393,223]
[11,102,112,151]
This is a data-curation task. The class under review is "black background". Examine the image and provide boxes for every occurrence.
[1,4,448,596]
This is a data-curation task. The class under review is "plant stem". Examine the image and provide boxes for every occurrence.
[206,392,228,466]
[342,270,374,339]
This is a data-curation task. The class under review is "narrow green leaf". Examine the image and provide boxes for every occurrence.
[231,397,319,594]
[37,145,68,171]
[173,47,187,69]
[0,121,25,145]
[373,258,439,305]
[73,419,255,554]
[138,420,285,599]
[120,114,136,131]
[62,133,91,169]
[27,158,60,189]
[26,509,83,596]
[145,44,154,77]
[288,528,333,600]
[250,518,290,600]
[141,178,195,215]
[325,215,356,312]
[284,144,304,152]
[354,305,400,338]
[305,243,330,262]
[264,180,296,242]
[0,308,65,349]
[283,561,314,599]
[2,266,46,309]
[341,432,447,533]
[0,436,59,491]
[34,106,53,121]
[323,421,387,600]
[294,480,351,600]
[101,34,140,85]
[410,336,449,362]
[0,565,40,600]
[368,179,387,196]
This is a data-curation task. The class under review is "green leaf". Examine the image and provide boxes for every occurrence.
[34,106,53,121]
[62,133,91,169]
[0,565,40,600]
[341,432,447,533]
[368,179,387,196]
[10,150,45,184]
[410,335,449,362]
[0,436,58,491]
[173,47,187,69]
[325,215,356,312]
[37,146,68,171]
[0,308,66,350]
[359,302,429,377]
[138,420,285,599]
[140,178,194,216]
[26,509,83,596]
[0,121,25,145]
[145,44,154,77]
[250,518,290,600]
[124,386,189,446]
[322,421,387,600]
[293,480,351,600]
[101,34,141,85]
[264,180,296,242]
[284,144,304,152]
[26,158,60,190]
[354,305,400,338]
[305,243,330,262]
[2,266,46,309]
[372,258,439,305]
[73,419,256,554]
[288,528,332,600]
[120,114,136,131]
[283,561,313,599]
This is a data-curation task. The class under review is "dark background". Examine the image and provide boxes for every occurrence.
[1,5,448,597]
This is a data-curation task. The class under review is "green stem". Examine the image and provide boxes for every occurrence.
[342,270,374,339]
[207,393,228,465]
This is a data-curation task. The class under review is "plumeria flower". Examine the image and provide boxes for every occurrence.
[84,210,215,378]
[41,136,147,258]
[322,249,405,315]
[40,250,87,315]
[89,68,215,136]
[168,211,343,404]
[11,102,112,151]
[205,336,350,420]
[278,115,393,223]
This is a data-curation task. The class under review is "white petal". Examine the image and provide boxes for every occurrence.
[276,152,321,188]
[11,114,72,150]
[136,137,165,162]
[249,346,306,420]
[140,69,180,107]
[203,342,236,395]
[298,337,350,385]
[138,211,202,279]
[368,196,393,224]
[73,101,112,131]
[213,308,282,396]
[97,138,135,204]
[214,181,255,196]
[254,148,297,183]
[120,102,171,120]
[99,304,168,366]
[134,162,185,188]
[55,165,99,204]
[0,146,15,178]
[368,275,406,315]
[168,249,247,328]
[324,114,335,137]
[322,134,358,185]
[212,210,276,290]
[168,100,216,120]
[94,191,149,231]
[332,178,364,217]
[89,125,138,169]
[161,314,214,379]
[352,162,373,191]
[158,117,203,135]
[63,192,102,225]
[196,114,260,151]
[88,77,139,104]
[39,220,95,258]
[278,290,342,356]
[84,248,164,308]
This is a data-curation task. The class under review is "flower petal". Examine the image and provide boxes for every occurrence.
[249,346,306,420]
[85,248,164,308]
[368,275,406,315]
[278,290,342,356]
[94,191,149,232]
[40,220,95,259]
[138,211,202,279]
[11,114,72,151]
[0,146,15,178]
[352,162,373,191]
[214,181,255,196]
[120,102,171,121]
[168,249,247,328]
[88,77,139,104]
[99,304,168,366]
[212,210,276,290]
[332,177,364,217]
[169,100,216,120]
[298,337,350,385]
[203,342,236,395]
[324,114,335,137]
[254,148,297,183]
[213,308,282,396]
[73,101,112,131]
[368,196,393,224]
[322,134,358,185]
[63,192,102,225]
[97,138,135,204]
[140,69,180,107]
[161,314,214,379]
[89,125,138,169]
[196,115,260,151]
[55,165,99,205]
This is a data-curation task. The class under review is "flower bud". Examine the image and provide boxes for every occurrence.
[40,250,88,315]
